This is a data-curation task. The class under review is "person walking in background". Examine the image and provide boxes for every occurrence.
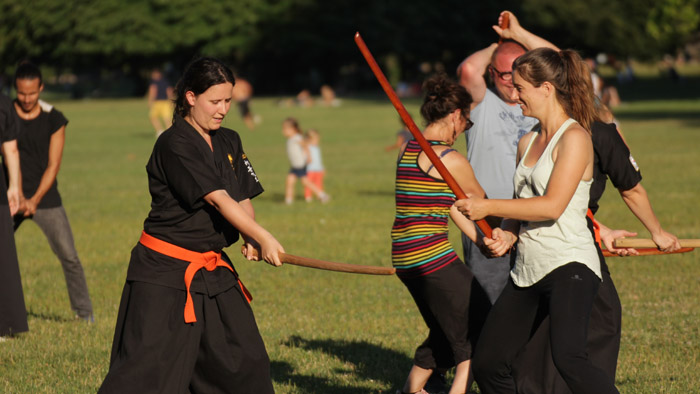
[303,128,327,202]
[99,57,284,393]
[0,92,28,339]
[456,47,619,394]
[148,68,174,137]
[282,117,329,205]
[231,76,258,130]
[393,74,490,394]
[385,116,413,156]
[10,62,94,322]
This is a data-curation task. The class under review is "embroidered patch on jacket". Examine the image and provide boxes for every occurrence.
[241,154,259,183]
[629,155,640,172]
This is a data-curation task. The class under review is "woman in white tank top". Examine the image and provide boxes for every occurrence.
[455,48,619,394]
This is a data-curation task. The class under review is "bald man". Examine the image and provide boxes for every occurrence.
[456,11,558,304]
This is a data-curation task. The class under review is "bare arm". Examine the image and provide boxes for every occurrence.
[24,126,65,216]
[238,198,260,259]
[456,43,497,109]
[619,183,680,251]
[438,149,486,198]
[204,190,284,266]
[1,139,21,215]
[450,205,477,243]
[597,220,639,256]
[494,11,559,51]
[456,126,592,222]
[426,148,484,245]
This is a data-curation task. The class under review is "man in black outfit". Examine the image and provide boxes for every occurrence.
[10,62,93,322]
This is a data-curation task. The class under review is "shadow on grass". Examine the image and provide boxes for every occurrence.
[27,310,73,322]
[271,335,412,393]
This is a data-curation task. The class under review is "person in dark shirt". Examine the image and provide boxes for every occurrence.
[0,92,28,338]
[99,57,284,394]
[10,62,93,322]
[148,68,174,137]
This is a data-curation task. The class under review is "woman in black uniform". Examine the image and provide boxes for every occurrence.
[0,92,28,339]
[99,58,284,394]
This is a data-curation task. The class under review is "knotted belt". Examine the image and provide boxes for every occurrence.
[139,231,252,323]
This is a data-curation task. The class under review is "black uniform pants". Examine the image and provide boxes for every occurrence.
[473,263,618,394]
[99,280,273,394]
[512,268,621,394]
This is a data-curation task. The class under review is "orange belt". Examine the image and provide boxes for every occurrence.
[586,209,602,249]
[138,231,252,324]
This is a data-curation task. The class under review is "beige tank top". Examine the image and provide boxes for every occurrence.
[511,118,601,287]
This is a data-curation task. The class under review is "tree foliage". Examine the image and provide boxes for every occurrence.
[0,0,697,94]
[519,0,700,59]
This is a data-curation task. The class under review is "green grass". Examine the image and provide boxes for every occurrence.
[0,91,698,393]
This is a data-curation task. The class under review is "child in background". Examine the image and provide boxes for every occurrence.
[304,129,327,202]
[283,118,330,204]
[385,116,413,155]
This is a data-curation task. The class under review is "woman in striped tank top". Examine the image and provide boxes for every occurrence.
[393,74,491,394]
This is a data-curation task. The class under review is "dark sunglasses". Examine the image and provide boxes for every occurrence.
[465,118,474,130]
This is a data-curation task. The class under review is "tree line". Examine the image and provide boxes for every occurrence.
[0,0,697,95]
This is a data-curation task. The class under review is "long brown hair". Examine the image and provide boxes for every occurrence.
[512,48,596,132]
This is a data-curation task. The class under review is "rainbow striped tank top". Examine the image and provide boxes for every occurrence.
[391,140,460,279]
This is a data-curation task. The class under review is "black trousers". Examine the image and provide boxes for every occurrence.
[400,260,490,370]
[512,217,622,394]
[473,263,618,394]
[512,268,621,394]
[0,204,28,336]
[99,280,274,394]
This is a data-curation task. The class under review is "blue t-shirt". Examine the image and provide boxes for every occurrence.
[466,89,539,199]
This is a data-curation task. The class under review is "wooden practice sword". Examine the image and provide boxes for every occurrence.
[613,238,700,249]
[242,246,396,275]
[354,32,493,239]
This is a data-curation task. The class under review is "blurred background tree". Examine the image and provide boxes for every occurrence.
[0,0,697,96]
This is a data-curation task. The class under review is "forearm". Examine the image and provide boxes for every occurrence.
[206,191,271,243]
[462,43,497,74]
[483,196,564,222]
[1,140,20,190]
[450,206,477,243]
[620,184,663,235]
[29,165,60,204]
[457,44,495,103]
[238,198,255,219]
[510,25,559,51]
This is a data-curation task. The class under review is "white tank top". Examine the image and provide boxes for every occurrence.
[511,118,601,287]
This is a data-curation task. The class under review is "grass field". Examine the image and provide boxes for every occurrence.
[1,84,699,393]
